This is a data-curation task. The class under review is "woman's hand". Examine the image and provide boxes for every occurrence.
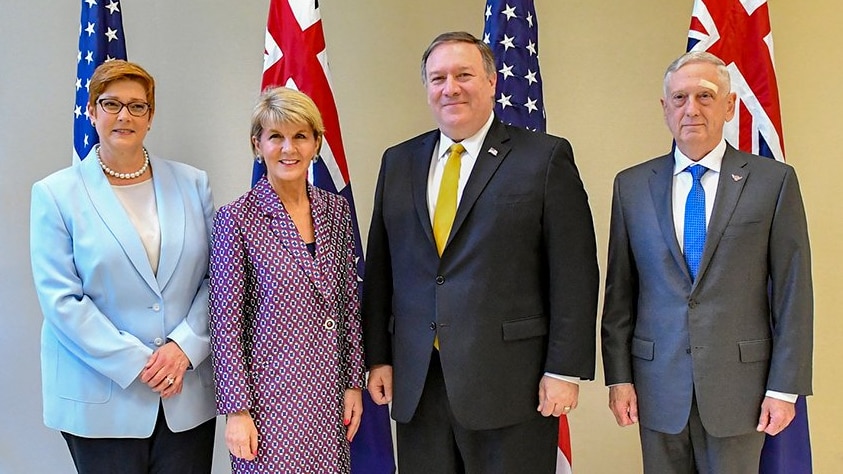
[226,411,259,461]
[343,388,364,442]
[140,341,191,398]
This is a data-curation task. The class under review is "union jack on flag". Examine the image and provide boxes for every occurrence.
[256,1,395,472]
[74,0,127,162]
[687,0,784,162]
[483,0,546,132]
[687,2,812,473]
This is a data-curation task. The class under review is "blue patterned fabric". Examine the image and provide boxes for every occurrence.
[683,165,708,280]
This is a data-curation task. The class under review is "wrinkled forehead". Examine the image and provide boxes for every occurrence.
[667,64,725,94]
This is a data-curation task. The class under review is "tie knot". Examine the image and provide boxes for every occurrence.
[449,143,465,157]
[686,164,707,182]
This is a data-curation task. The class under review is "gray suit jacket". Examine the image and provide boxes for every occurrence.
[601,145,813,437]
[363,120,599,430]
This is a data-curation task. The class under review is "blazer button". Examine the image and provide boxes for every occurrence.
[688,300,698,308]
[429,322,437,331]
[686,347,692,354]
[153,337,164,347]
[152,303,161,312]
[435,275,445,285]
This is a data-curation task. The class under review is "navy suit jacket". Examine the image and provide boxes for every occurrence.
[362,119,599,430]
[601,145,813,437]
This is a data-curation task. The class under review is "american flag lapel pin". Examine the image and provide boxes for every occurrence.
[731,174,743,182]
[488,147,498,156]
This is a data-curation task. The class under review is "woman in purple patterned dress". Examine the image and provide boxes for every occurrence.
[209,87,365,473]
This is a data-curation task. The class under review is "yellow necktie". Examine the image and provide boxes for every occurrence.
[433,143,464,256]
[432,143,464,350]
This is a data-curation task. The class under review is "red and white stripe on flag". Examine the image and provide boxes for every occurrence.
[556,413,573,473]
[687,0,785,162]
[261,0,349,191]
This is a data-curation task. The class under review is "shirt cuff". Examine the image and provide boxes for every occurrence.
[765,390,798,403]
[544,372,579,384]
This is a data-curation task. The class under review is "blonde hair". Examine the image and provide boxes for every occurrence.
[250,87,325,156]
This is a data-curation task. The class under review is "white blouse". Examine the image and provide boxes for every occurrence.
[111,179,161,275]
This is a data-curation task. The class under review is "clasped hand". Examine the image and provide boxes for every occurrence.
[139,341,190,399]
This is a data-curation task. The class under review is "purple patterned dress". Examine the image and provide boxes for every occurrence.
[210,178,365,473]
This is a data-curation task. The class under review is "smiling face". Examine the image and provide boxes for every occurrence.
[254,120,320,192]
[88,79,153,155]
[424,41,496,141]
[661,61,736,161]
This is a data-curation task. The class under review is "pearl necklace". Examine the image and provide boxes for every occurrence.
[96,145,150,180]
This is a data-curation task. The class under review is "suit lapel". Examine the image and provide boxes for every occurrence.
[79,149,160,295]
[150,157,185,291]
[648,154,689,279]
[257,179,331,302]
[695,146,749,282]
[447,121,508,246]
[411,131,439,252]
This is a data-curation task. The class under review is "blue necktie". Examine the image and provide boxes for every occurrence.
[683,165,708,281]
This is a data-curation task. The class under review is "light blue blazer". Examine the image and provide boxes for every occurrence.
[30,148,217,438]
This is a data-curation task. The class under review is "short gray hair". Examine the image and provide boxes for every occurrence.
[663,51,731,97]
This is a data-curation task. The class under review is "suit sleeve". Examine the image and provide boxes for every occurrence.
[601,174,638,385]
[766,166,813,395]
[338,199,366,389]
[361,151,394,368]
[30,180,152,389]
[166,170,214,368]
[542,138,599,379]
[208,205,252,414]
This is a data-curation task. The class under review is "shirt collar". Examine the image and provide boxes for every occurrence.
[436,112,495,161]
[673,138,727,176]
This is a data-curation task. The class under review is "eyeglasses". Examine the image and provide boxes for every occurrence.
[97,98,151,117]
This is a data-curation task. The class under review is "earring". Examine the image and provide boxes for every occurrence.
[255,155,263,164]
[313,154,321,163]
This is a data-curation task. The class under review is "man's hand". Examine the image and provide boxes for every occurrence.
[608,383,639,427]
[367,365,393,405]
[537,376,579,417]
[756,396,796,435]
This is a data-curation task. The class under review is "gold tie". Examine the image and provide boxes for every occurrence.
[432,143,464,350]
[433,143,464,256]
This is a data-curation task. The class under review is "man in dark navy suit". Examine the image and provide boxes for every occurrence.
[362,31,599,473]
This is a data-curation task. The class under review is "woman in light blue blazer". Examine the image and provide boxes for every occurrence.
[30,60,217,473]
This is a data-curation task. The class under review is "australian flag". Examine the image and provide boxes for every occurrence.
[74,0,127,162]
[483,0,545,132]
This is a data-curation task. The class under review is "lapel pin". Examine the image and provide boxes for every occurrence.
[731,174,743,182]
[488,147,498,156]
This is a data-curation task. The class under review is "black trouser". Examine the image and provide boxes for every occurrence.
[396,350,558,474]
[62,404,216,474]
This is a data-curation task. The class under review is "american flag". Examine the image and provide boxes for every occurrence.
[483,3,572,473]
[687,1,812,472]
[74,0,127,162]
[483,0,545,132]
[256,1,395,472]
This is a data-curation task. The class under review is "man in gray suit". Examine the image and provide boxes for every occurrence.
[362,32,599,473]
[601,51,813,472]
